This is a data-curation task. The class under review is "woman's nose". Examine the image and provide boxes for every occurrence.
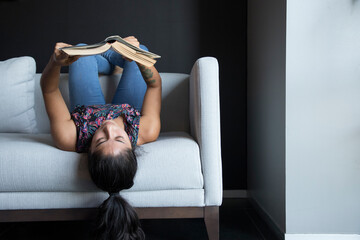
[103,124,114,138]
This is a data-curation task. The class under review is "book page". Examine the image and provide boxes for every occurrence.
[111,41,156,67]
[61,44,111,56]
[105,35,161,59]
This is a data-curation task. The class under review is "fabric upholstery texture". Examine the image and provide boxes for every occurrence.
[0,190,205,210]
[190,57,223,206]
[0,132,203,192]
[0,57,37,133]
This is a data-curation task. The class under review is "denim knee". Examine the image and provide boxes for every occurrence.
[139,44,148,51]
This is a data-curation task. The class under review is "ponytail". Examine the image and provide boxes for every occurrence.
[88,148,144,240]
[93,193,145,240]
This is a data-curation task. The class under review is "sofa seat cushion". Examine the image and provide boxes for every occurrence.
[0,132,203,192]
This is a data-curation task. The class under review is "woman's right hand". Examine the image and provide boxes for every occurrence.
[123,36,140,48]
[122,36,140,62]
[52,42,80,66]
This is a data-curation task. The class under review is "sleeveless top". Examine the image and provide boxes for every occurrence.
[70,104,140,153]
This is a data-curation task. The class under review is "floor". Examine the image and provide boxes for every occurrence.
[0,198,281,240]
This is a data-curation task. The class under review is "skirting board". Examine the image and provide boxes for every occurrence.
[223,190,248,198]
[285,234,360,240]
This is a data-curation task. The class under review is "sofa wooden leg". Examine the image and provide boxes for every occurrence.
[204,206,219,240]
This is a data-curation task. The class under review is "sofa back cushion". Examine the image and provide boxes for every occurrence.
[34,73,190,134]
[0,57,37,133]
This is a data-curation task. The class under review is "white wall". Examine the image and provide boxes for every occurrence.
[248,0,360,236]
[286,0,360,234]
[247,0,287,233]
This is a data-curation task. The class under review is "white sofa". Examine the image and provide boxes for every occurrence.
[0,56,222,239]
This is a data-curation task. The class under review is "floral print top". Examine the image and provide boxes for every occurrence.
[70,104,140,153]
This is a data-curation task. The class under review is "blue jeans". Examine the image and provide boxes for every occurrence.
[68,44,148,112]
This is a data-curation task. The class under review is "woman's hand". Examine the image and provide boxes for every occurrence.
[52,42,80,66]
[123,36,140,48]
[122,36,140,62]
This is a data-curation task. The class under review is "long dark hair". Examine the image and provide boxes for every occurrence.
[88,148,145,240]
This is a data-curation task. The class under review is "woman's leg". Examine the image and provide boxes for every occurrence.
[101,45,148,111]
[69,44,114,111]
[101,49,125,69]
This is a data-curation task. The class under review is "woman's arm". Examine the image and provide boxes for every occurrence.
[40,43,79,151]
[137,63,162,145]
[113,36,162,145]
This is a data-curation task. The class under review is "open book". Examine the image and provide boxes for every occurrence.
[60,35,161,67]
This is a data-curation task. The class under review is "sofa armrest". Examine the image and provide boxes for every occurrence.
[189,57,223,206]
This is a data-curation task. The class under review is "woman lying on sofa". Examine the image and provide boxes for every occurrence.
[40,36,161,240]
